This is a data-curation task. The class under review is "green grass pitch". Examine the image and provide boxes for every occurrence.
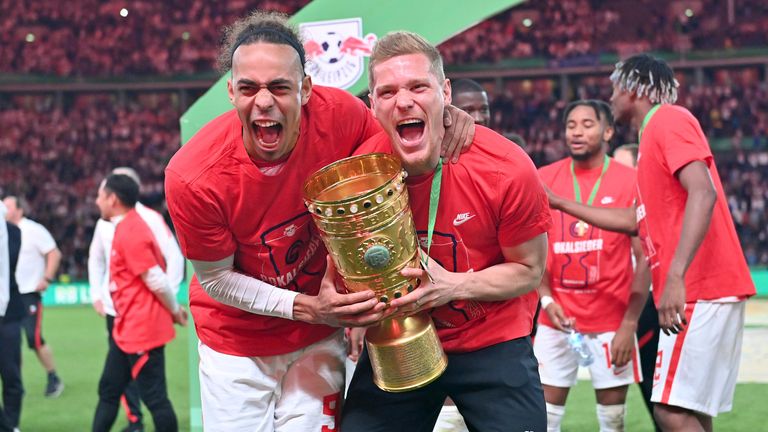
[15,307,764,431]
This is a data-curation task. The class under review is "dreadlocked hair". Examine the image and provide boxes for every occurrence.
[610,54,679,104]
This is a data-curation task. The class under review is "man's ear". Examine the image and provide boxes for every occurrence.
[227,78,235,105]
[443,79,452,105]
[300,75,313,105]
[603,125,615,142]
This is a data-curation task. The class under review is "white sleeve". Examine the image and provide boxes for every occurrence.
[191,256,298,320]
[141,265,179,314]
[137,204,185,294]
[87,220,109,305]
[0,218,9,317]
[35,222,57,255]
[162,233,185,295]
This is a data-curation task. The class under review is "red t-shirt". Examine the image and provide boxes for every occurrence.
[110,209,175,354]
[636,104,755,303]
[356,126,552,353]
[538,158,637,333]
[165,86,381,356]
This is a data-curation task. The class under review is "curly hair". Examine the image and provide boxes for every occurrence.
[610,53,679,105]
[217,10,305,74]
[562,99,614,128]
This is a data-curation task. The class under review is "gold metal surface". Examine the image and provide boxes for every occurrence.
[304,153,447,392]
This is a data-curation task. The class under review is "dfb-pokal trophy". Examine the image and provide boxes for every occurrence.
[303,153,447,392]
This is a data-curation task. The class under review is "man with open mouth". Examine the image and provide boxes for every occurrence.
[164,11,474,432]
[340,31,551,432]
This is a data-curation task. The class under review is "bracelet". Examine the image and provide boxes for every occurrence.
[540,295,555,310]
[45,277,55,284]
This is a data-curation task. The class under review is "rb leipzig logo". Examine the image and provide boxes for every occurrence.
[301,18,377,89]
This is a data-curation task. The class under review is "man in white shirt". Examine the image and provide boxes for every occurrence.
[2,196,63,399]
[88,168,184,432]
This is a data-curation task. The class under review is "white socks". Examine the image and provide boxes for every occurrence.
[546,402,565,432]
[596,403,626,432]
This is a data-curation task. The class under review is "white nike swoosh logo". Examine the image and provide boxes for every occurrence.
[453,215,476,226]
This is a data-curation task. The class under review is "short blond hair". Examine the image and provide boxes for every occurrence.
[368,31,445,90]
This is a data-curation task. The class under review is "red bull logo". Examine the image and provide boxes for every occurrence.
[300,18,377,89]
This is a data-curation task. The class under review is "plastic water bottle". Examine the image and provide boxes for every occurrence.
[567,328,594,367]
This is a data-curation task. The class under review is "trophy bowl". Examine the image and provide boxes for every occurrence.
[303,153,447,392]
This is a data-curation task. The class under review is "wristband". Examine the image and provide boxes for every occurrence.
[540,295,555,310]
[45,277,55,284]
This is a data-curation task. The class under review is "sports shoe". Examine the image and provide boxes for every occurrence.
[120,422,144,432]
[44,376,64,398]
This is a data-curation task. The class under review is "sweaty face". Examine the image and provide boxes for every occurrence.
[452,90,490,127]
[565,105,611,162]
[609,84,633,124]
[228,42,312,162]
[370,53,451,176]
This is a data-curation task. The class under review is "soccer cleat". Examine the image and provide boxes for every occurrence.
[44,377,64,398]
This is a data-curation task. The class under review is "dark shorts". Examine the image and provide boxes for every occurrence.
[20,293,45,350]
[341,336,546,432]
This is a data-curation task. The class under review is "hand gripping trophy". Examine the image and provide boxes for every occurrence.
[304,153,447,392]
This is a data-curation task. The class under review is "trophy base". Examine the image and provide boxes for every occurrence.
[366,312,448,392]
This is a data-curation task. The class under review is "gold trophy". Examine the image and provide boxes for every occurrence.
[303,153,447,392]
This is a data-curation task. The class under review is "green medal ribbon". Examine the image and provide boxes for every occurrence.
[638,104,662,142]
[420,159,443,277]
[570,155,610,205]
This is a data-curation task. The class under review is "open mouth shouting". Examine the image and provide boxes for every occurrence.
[252,119,283,150]
[396,118,425,146]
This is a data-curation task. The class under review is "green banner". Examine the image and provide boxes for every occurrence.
[41,282,189,307]
[177,1,522,430]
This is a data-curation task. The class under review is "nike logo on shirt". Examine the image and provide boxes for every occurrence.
[453,213,476,226]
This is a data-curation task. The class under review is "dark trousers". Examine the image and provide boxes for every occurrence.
[20,293,45,350]
[636,295,662,432]
[92,344,177,432]
[341,337,546,432]
[0,320,23,429]
[105,316,143,425]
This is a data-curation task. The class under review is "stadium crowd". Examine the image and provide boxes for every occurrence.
[0,92,181,279]
[1,0,767,77]
[440,0,768,65]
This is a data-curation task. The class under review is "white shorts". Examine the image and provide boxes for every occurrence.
[651,301,745,417]
[534,324,642,390]
[198,330,346,432]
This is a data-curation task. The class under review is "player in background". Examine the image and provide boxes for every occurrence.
[2,196,63,398]
[536,100,650,432]
[92,174,186,432]
[88,167,185,432]
[341,30,550,432]
[613,143,662,432]
[164,11,473,431]
[451,78,490,127]
[547,54,756,431]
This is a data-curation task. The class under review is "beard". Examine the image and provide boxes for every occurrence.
[568,147,598,161]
